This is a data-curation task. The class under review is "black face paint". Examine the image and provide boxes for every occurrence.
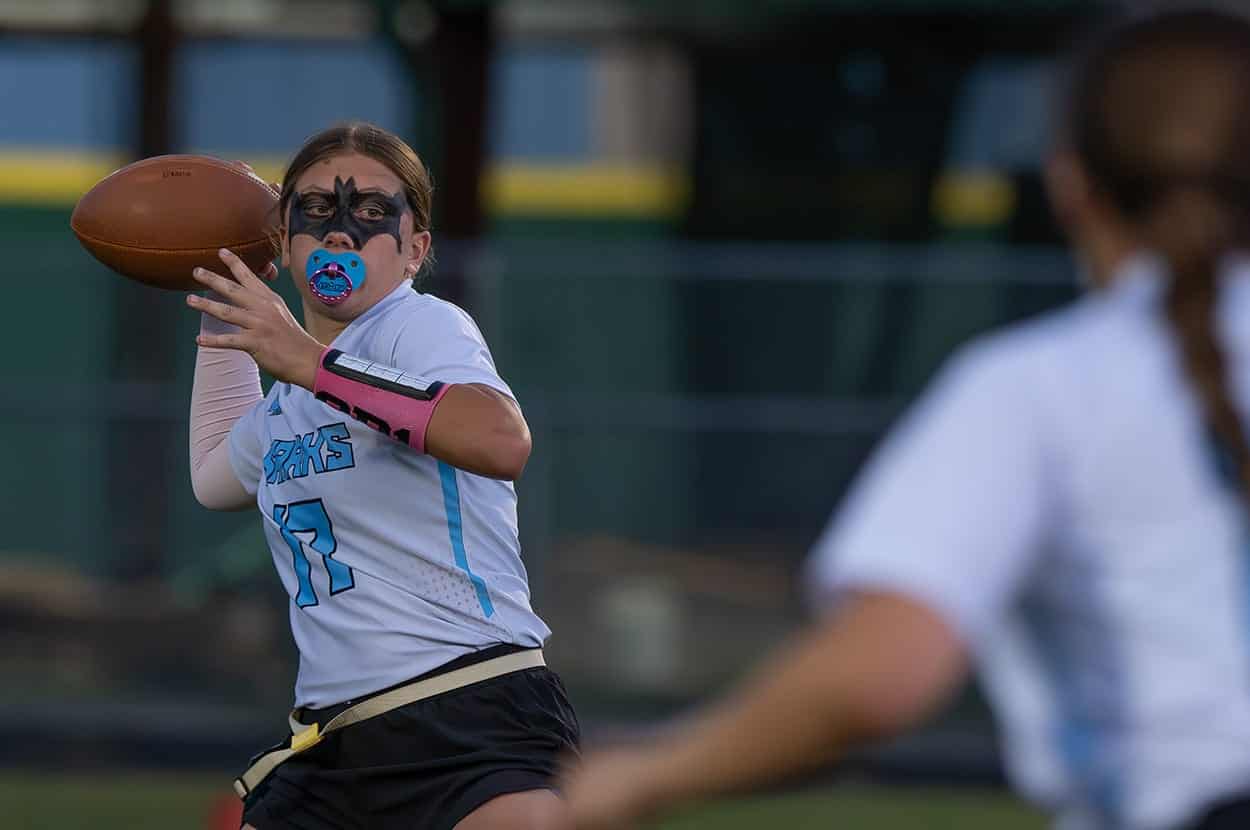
[289,176,408,252]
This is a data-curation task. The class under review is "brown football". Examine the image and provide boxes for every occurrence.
[71,154,280,291]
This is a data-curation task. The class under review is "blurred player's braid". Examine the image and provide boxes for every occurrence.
[1072,8,1250,491]
[273,121,435,282]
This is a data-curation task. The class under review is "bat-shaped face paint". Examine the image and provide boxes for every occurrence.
[289,176,408,252]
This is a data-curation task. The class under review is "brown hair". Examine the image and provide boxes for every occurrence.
[1069,8,1250,492]
[275,121,434,277]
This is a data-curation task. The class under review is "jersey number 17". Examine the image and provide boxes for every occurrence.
[272,499,354,608]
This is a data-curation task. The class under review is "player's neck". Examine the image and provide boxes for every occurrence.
[303,303,352,345]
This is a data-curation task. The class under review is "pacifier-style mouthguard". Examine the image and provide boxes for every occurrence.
[306,249,366,305]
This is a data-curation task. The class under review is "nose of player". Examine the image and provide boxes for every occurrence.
[322,230,356,251]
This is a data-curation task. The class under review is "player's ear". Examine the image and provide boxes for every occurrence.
[1045,149,1093,238]
[407,230,431,278]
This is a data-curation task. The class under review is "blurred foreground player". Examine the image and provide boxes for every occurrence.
[186,122,578,830]
[566,9,1250,830]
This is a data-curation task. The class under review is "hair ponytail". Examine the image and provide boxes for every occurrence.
[1069,9,1250,495]
[1151,187,1250,489]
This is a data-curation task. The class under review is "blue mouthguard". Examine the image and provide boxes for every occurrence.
[306,249,367,305]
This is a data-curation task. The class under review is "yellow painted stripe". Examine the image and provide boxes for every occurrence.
[0,152,689,220]
[483,163,690,218]
[239,158,288,188]
[0,151,126,206]
[0,151,291,206]
[932,169,1017,228]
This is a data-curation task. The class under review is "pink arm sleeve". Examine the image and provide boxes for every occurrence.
[189,297,262,510]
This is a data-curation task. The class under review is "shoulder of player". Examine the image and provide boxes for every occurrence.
[974,284,1163,373]
[410,290,477,321]
[936,301,1096,412]
[352,290,492,368]
[390,291,486,340]
[345,289,455,340]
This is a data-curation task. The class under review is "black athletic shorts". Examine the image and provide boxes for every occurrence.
[240,644,580,830]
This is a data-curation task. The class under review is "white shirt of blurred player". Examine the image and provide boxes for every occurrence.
[229,281,549,708]
[808,255,1250,830]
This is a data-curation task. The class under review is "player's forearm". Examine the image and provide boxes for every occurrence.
[190,345,262,446]
[308,349,530,479]
[637,622,872,811]
[631,595,967,815]
[189,305,262,509]
[425,385,532,480]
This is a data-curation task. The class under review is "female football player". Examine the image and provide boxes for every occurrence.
[565,8,1250,830]
[186,122,578,830]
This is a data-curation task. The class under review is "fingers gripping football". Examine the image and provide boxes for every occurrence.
[188,249,325,390]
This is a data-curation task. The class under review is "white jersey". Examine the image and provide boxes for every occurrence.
[808,255,1250,830]
[229,281,550,708]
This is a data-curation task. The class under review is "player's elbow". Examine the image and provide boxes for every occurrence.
[189,453,254,511]
[192,477,228,510]
[817,594,969,743]
[488,430,531,481]
[191,478,250,511]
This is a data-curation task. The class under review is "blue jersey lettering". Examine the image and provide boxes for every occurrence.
[264,423,355,485]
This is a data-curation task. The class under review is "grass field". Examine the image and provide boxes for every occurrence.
[0,772,1047,829]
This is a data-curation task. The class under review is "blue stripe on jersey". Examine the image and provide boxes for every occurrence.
[438,461,496,618]
[1022,591,1125,824]
[1243,525,1250,667]
[1201,435,1250,669]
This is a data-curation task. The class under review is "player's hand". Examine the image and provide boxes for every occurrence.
[563,746,667,829]
[187,248,324,390]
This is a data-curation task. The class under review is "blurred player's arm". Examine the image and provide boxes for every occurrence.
[567,339,1051,828]
[566,592,966,828]
[189,295,263,511]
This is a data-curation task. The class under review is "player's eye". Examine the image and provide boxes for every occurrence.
[356,205,386,221]
[303,202,333,218]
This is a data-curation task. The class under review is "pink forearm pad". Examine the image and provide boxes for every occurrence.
[312,348,450,453]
